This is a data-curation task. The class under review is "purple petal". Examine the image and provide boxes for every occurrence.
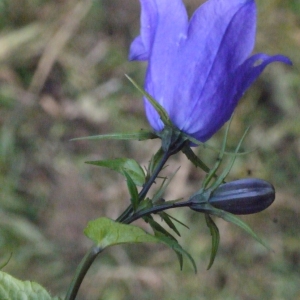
[177,0,257,132]
[236,53,292,94]
[130,0,292,143]
[137,0,189,130]
[129,0,157,61]
[190,54,292,142]
[129,36,148,61]
[144,0,257,135]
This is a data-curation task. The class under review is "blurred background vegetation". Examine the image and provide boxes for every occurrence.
[0,0,299,299]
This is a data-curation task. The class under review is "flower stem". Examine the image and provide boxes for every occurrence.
[116,148,170,223]
[123,200,191,224]
[65,246,103,300]
[65,133,187,299]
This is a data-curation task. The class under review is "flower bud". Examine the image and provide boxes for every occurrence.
[208,178,275,215]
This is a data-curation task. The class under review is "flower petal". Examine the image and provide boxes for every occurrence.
[129,0,158,61]
[129,36,148,61]
[178,0,256,132]
[190,53,292,142]
[140,0,189,131]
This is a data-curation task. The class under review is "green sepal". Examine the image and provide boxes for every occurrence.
[125,75,172,127]
[158,212,181,236]
[86,158,145,186]
[182,145,211,173]
[0,271,61,300]
[123,171,139,211]
[144,215,178,241]
[191,203,270,250]
[212,207,271,251]
[144,216,197,272]
[71,130,157,141]
[205,213,220,270]
[154,232,197,273]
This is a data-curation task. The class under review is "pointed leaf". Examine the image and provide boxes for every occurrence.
[123,171,139,211]
[205,214,220,270]
[71,130,157,141]
[86,158,145,186]
[0,271,61,300]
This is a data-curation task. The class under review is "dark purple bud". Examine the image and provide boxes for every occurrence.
[208,178,275,215]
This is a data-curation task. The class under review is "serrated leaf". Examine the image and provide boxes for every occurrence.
[0,271,61,300]
[84,217,160,248]
[86,158,145,186]
[123,171,139,211]
[205,214,220,270]
[159,212,181,236]
[71,131,157,141]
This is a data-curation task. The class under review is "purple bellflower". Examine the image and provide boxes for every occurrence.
[129,0,291,143]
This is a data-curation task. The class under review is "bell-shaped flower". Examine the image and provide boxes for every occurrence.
[129,0,291,142]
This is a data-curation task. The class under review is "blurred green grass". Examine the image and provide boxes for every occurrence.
[0,0,299,299]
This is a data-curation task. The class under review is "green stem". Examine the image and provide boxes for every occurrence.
[116,149,171,223]
[65,134,187,299]
[65,246,103,300]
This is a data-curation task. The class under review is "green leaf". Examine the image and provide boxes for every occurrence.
[84,217,160,248]
[85,218,197,272]
[71,130,157,141]
[123,171,139,211]
[205,213,220,270]
[125,75,172,126]
[86,158,145,186]
[0,271,61,300]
